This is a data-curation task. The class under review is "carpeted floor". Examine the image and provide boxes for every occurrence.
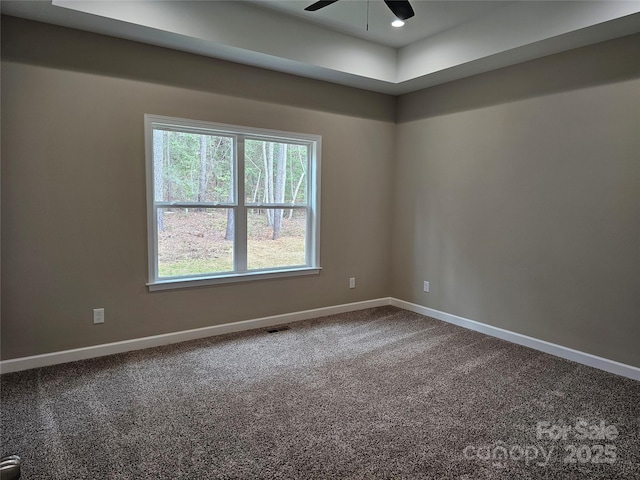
[1,306,639,479]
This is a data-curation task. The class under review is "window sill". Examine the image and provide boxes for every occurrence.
[147,267,322,291]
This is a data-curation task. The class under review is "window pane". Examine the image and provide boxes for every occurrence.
[153,130,233,203]
[157,208,234,277]
[247,209,307,270]
[244,139,307,205]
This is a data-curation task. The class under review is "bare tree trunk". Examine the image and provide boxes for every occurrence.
[289,147,306,219]
[153,130,165,231]
[252,170,262,203]
[263,142,275,226]
[272,144,287,240]
[198,135,207,210]
[289,147,295,202]
[225,209,234,241]
[246,157,263,205]
[225,141,234,241]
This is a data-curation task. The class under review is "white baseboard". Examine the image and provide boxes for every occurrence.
[0,298,389,374]
[2,297,639,381]
[390,298,640,381]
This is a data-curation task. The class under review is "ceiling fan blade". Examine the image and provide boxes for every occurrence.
[383,0,415,21]
[304,0,339,12]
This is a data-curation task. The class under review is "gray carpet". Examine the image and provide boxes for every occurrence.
[1,306,639,479]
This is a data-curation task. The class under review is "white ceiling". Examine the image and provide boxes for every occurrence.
[2,0,640,95]
[248,0,510,48]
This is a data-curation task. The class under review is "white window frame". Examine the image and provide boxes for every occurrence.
[145,114,321,291]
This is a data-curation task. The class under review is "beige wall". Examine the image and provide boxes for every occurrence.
[1,17,396,359]
[393,34,640,367]
[2,16,639,368]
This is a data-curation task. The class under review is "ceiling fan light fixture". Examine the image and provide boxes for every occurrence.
[305,0,416,21]
[391,18,405,27]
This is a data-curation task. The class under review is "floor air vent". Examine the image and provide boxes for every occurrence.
[266,326,291,333]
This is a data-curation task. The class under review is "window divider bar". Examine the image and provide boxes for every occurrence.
[155,203,236,208]
[235,136,248,272]
[244,204,308,209]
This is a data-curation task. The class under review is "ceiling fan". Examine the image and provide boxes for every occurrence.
[304,0,415,21]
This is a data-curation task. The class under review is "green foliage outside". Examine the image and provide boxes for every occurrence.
[155,131,308,205]
[154,129,311,278]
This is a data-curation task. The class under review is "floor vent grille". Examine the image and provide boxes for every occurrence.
[266,326,291,333]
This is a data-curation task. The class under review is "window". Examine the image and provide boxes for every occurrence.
[145,115,321,290]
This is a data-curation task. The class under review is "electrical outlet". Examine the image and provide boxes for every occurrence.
[93,308,105,324]
[423,281,430,293]
[349,277,356,289]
